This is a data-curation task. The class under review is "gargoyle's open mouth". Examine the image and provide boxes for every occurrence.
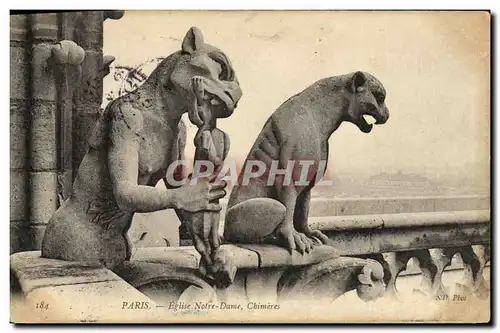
[358,111,384,133]
[206,91,235,117]
[188,76,242,126]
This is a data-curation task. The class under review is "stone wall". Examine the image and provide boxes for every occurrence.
[9,12,113,253]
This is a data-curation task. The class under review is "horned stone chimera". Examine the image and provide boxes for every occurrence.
[41,27,242,268]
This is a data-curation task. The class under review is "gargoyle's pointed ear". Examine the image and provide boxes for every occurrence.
[347,71,367,93]
[181,27,204,54]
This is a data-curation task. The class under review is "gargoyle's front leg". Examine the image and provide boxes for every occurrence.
[275,186,315,255]
[293,189,330,245]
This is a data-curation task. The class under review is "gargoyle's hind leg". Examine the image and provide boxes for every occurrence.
[223,198,286,243]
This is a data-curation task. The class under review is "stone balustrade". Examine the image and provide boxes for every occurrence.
[10,203,490,323]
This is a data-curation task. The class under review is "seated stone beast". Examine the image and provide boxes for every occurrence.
[224,71,389,254]
[41,27,242,268]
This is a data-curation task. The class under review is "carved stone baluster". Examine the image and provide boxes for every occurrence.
[379,249,452,300]
[416,248,455,298]
[381,251,417,299]
[472,244,491,299]
[456,245,490,299]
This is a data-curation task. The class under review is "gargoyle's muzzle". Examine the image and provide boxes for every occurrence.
[209,80,242,118]
[365,105,389,125]
[188,77,242,126]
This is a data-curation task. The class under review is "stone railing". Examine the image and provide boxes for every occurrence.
[311,210,490,300]
[10,196,490,322]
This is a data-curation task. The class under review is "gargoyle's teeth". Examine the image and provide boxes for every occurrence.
[210,98,221,106]
[363,114,377,125]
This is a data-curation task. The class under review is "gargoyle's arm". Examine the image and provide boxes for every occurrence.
[163,124,189,221]
[108,107,178,213]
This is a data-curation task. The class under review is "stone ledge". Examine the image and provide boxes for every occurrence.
[130,243,338,269]
[309,210,490,231]
[10,251,159,323]
[11,251,120,294]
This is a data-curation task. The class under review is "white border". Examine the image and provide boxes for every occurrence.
[2,1,498,332]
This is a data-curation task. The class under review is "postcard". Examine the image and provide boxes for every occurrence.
[9,10,491,323]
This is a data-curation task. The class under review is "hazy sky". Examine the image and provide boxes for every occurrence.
[103,11,490,181]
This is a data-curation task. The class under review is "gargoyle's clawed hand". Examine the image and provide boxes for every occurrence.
[276,225,318,255]
[174,177,226,213]
[192,76,206,105]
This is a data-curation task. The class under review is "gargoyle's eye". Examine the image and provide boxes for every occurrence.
[373,91,385,105]
[218,61,233,81]
[209,52,234,81]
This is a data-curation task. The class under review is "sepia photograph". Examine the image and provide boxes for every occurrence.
[8,9,491,323]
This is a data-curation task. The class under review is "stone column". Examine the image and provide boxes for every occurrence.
[10,14,29,253]
[26,13,60,251]
[55,12,80,199]
[71,11,105,176]
[70,11,123,177]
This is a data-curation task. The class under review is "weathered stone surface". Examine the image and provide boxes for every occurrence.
[31,43,57,100]
[28,171,58,223]
[74,50,103,108]
[309,215,383,231]
[11,252,157,323]
[131,247,200,268]
[381,210,490,228]
[322,222,490,256]
[72,112,101,173]
[29,13,58,43]
[310,210,490,231]
[277,257,385,303]
[29,100,57,171]
[10,100,27,169]
[238,244,339,268]
[10,170,27,221]
[11,251,119,293]
[10,14,28,41]
[74,12,104,51]
[131,244,260,269]
[244,268,284,303]
[71,48,104,172]
[10,252,157,323]
[10,224,46,253]
[10,46,28,100]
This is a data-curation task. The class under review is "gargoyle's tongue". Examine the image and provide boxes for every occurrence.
[362,114,377,125]
[210,98,222,106]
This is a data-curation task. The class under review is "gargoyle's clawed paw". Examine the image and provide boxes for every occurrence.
[295,232,316,254]
[277,227,316,255]
[304,229,330,245]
